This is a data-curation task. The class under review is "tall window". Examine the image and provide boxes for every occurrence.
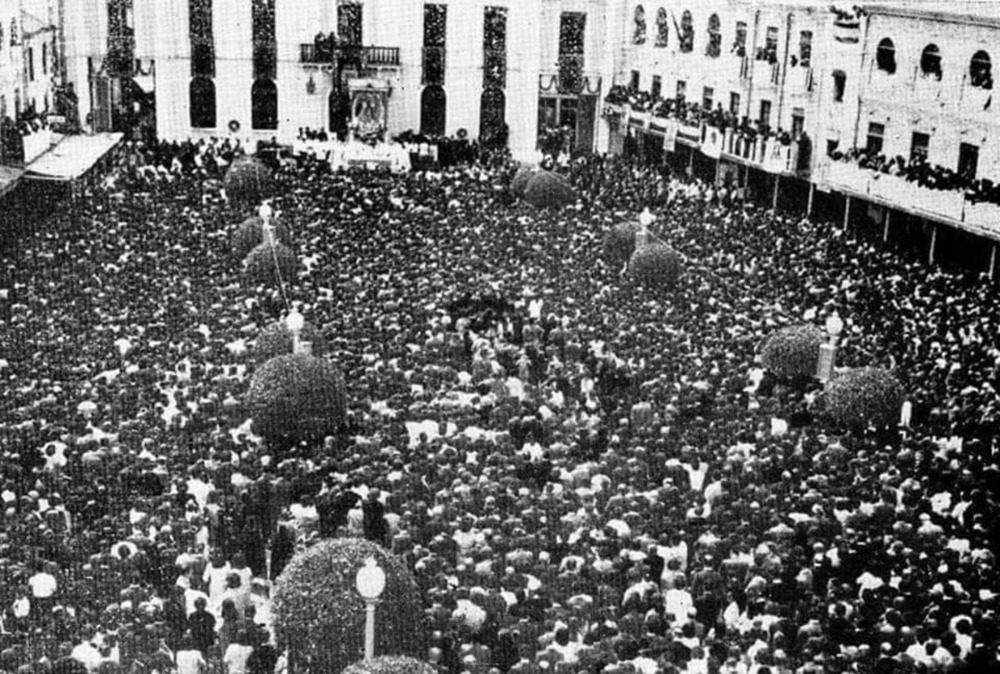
[702,86,714,110]
[832,70,846,102]
[252,0,276,81]
[479,88,505,144]
[679,11,693,53]
[866,122,884,155]
[798,31,812,67]
[958,143,979,180]
[759,26,778,62]
[910,132,929,162]
[650,75,661,100]
[189,0,215,77]
[421,85,446,136]
[970,50,992,89]
[706,14,721,58]
[791,108,804,137]
[106,0,134,77]
[190,76,216,128]
[758,99,771,130]
[655,8,669,48]
[42,43,47,74]
[729,91,740,115]
[733,21,747,56]
[633,5,646,45]
[558,12,586,93]
[251,78,278,130]
[629,70,640,90]
[676,80,686,101]
[876,37,895,74]
[423,4,447,85]
[338,2,362,44]
[920,44,942,79]
[483,6,507,90]
[27,48,34,81]
[251,0,277,129]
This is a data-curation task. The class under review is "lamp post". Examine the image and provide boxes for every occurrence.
[817,311,844,384]
[286,307,308,355]
[355,557,386,661]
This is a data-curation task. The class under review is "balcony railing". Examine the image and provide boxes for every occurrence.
[299,43,400,67]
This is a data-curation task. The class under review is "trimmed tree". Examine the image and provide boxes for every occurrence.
[824,367,904,431]
[524,171,578,209]
[510,166,536,199]
[231,215,292,261]
[243,242,297,287]
[253,320,327,361]
[244,353,346,446]
[760,325,827,381]
[604,221,643,267]
[224,156,275,209]
[273,538,426,674]
[628,242,683,290]
[341,657,438,674]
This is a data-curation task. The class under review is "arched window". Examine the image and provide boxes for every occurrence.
[633,5,647,45]
[251,78,278,130]
[420,85,446,136]
[706,14,721,58]
[970,50,992,89]
[920,44,942,79]
[189,76,216,128]
[655,8,669,47]
[876,37,896,74]
[680,10,693,53]
[479,88,506,146]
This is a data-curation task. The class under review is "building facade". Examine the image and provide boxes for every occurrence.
[122,0,610,161]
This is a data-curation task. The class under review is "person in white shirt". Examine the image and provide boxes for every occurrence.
[223,630,255,674]
[176,636,208,674]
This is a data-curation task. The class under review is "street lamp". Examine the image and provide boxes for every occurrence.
[817,311,844,384]
[286,307,309,355]
[355,557,386,661]
[636,207,654,249]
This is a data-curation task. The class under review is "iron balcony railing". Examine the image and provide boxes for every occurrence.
[299,43,400,67]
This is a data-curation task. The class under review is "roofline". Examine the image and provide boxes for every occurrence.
[864,4,1000,30]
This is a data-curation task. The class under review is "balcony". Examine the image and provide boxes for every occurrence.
[299,43,400,68]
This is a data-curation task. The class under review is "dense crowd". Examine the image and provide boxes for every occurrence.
[1,137,999,674]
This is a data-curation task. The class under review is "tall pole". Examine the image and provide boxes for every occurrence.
[772,175,780,211]
[806,181,815,219]
[883,209,891,242]
[989,243,997,281]
[363,599,376,661]
[843,195,851,229]
[928,223,938,265]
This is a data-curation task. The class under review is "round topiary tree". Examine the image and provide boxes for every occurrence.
[273,538,426,674]
[243,242,297,287]
[524,171,578,209]
[604,221,643,267]
[231,215,292,261]
[341,656,438,674]
[628,242,683,290]
[253,320,327,362]
[245,353,346,446]
[760,325,827,381]
[224,156,275,209]
[510,166,536,199]
[824,367,904,431]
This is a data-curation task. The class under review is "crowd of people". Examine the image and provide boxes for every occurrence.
[827,144,1000,208]
[0,135,998,674]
